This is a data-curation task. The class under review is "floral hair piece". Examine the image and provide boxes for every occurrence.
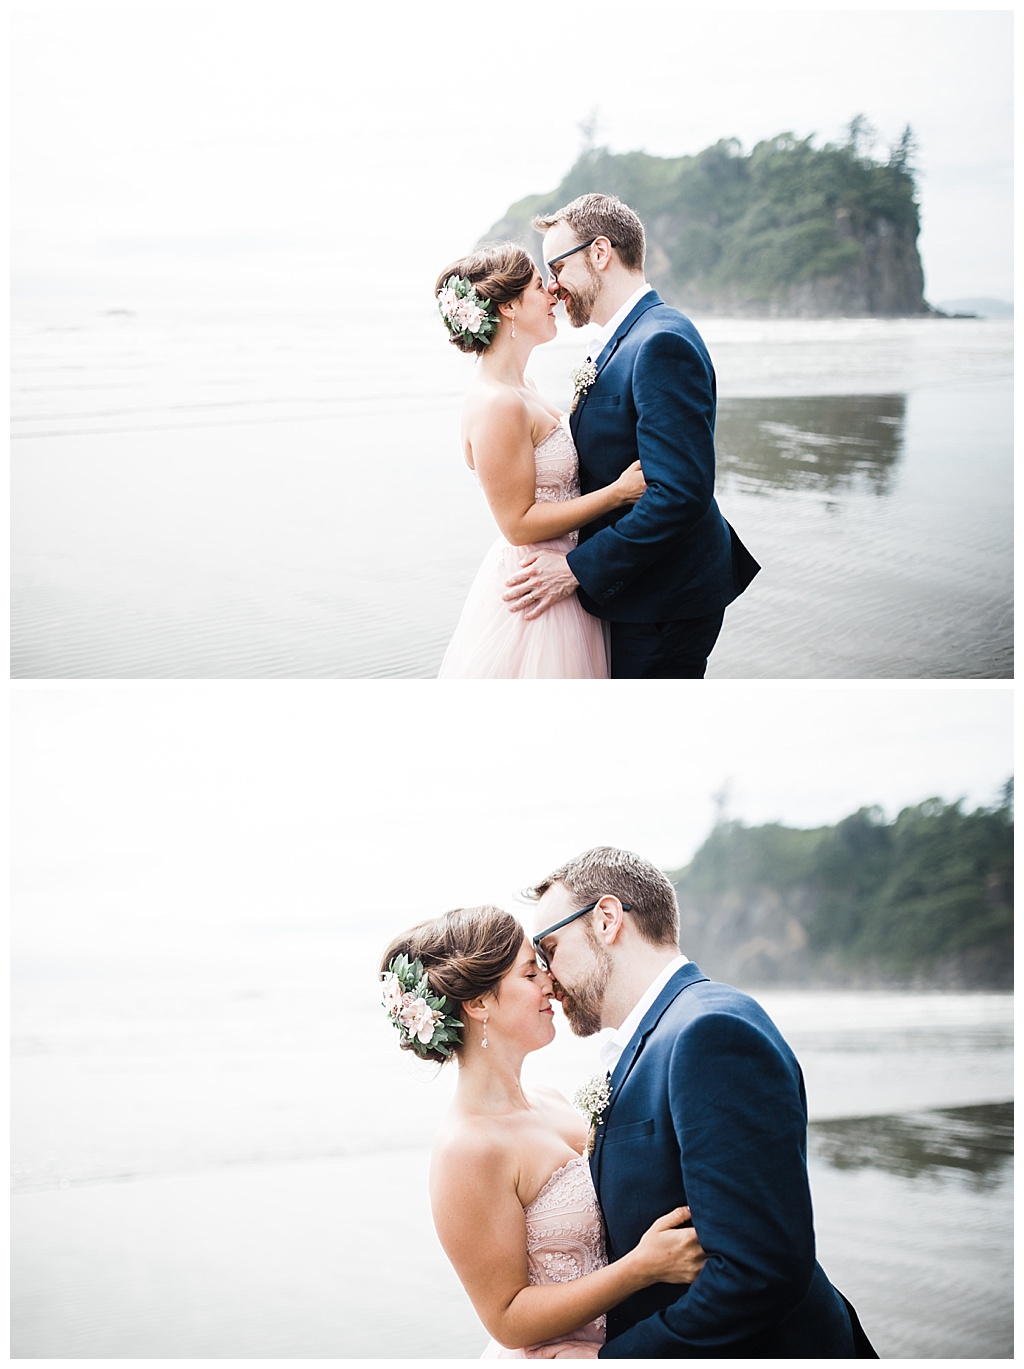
[381,953,463,1059]
[436,275,499,347]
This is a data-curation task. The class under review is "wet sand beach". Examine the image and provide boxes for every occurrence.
[12,1103,1013,1358]
[11,311,1012,678]
[12,979,1013,1359]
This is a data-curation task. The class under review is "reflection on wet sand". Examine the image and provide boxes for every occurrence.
[716,394,906,496]
[809,1100,1012,1186]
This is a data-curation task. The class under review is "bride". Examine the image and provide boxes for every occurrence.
[434,245,646,679]
[379,906,706,1358]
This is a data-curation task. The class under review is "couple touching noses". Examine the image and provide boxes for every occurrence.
[380,847,876,1359]
[435,194,759,680]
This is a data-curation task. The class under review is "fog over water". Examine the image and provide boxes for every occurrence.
[12,6,1013,311]
[10,684,1014,940]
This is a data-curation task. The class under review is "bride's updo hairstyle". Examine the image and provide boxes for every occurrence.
[379,906,524,1063]
[434,244,536,355]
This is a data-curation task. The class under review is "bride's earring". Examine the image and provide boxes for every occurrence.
[510,312,516,339]
[482,1014,489,1049]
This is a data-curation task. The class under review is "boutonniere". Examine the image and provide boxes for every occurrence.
[573,1073,611,1157]
[569,359,597,414]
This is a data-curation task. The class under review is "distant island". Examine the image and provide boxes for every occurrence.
[934,298,1013,319]
[483,119,936,318]
[665,782,1013,990]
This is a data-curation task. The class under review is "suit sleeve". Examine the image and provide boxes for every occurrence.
[599,1013,817,1358]
[567,329,716,604]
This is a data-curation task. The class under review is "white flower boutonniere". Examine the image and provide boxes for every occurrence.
[573,1073,612,1157]
[570,359,597,414]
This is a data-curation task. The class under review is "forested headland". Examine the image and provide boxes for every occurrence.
[667,782,1013,989]
[485,118,932,317]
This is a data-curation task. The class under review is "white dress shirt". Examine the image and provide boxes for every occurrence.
[586,281,653,361]
[598,952,689,1076]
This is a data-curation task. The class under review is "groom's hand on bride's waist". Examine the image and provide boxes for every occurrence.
[504,552,579,619]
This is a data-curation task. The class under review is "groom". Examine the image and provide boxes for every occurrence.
[526,846,877,1359]
[504,193,759,679]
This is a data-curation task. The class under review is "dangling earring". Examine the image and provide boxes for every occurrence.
[510,312,516,339]
[482,1014,489,1049]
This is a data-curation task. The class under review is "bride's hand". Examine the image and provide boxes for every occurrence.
[612,460,646,504]
[633,1205,706,1285]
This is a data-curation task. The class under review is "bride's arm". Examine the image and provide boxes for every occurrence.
[468,391,644,548]
[429,1138,703,1352]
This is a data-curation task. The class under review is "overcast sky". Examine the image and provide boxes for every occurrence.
[11,3,1013,308]
[11,683,1013,966]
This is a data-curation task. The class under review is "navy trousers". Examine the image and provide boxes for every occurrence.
[609,610,725,679]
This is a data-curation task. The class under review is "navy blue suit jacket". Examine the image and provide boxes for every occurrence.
[567,292,759,622]
[591,964,862,1358]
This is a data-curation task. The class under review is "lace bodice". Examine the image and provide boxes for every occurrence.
[532,416,582,511]
[523,1156,607,1344]
[480,1155,608,1358]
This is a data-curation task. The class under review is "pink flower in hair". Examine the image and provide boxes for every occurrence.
[401,994,440,1044]
[381,972,404,1017]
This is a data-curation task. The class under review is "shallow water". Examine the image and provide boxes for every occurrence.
[11,309,1013,678]
[709,385,1012,677]
[11,964,1013,1357]
[10,1103,1012,1359]
[807,1102,1013,1360]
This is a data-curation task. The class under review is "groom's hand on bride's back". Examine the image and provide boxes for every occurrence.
[504,551,579,619]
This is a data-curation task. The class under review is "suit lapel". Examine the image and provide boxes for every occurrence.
[591,961,708,1189]
[593,290,662,380]
[571,291,662,443]
[608,960,706,1099]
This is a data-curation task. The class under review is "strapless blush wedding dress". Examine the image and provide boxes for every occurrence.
[481,1155,608,1359]
[437,417,609,678]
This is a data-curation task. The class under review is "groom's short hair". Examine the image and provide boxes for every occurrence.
[532,194,646,273]
[525,846,679,948]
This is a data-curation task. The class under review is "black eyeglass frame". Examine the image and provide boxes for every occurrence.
[532,898,633,972]
[545,236,618,281]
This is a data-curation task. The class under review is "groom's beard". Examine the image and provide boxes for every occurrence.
[560,261,602,329]
[556,941,612,1037]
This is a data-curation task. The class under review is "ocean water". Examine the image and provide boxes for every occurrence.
[10,947,1014,1358]
[11,308,1013,678]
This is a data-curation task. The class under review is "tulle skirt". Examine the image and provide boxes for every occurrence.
[438,535,609,680]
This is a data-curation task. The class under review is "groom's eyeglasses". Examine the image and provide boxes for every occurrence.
[532,899,633,973]
[546,237,618,281]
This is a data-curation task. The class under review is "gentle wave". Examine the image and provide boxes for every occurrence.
[12,394,464,440]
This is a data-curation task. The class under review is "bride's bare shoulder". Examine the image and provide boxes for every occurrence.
[432,1109,506,1166]
[463,380,530,431]
[461,384,535,471]
[429,1113,514,1198]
